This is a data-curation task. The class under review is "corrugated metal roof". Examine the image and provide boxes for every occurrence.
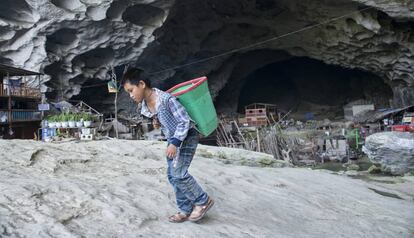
[354,105,414,123]
[0,64,42,76]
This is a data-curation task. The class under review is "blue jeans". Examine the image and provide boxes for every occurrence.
[167,128,209,215]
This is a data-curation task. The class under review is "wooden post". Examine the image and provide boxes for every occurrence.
[273,127,281,160]
[233,120,247,148]
[219,122,230,146]
[114,88,119,139]
[6,72,12,134]
[256,128,261,152]
[0,75,3,96]
[111,66,119,139]
[39,75,45,121]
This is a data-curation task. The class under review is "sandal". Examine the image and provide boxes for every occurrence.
[188,197,214,222]
[168,213,190,223]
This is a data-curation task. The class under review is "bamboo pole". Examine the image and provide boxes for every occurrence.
[7,72,12,132]
[108,66,119,139]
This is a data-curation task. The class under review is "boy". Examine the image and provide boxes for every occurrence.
[121,68,214,223]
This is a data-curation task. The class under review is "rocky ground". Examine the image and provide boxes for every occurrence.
[0,139,413,238]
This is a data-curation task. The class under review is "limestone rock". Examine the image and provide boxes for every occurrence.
[0,139,413,237]
[0,0,413,114]
[363,132,414,175]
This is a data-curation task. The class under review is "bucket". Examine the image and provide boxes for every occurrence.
[167,77,218,137]
[41,128,49,141]
[42,128,56,141]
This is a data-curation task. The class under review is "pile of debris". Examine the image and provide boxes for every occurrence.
[216,101,413,169]
[217,116,357,166]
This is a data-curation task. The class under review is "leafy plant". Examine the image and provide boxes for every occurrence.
[60,113,68,121]
[47,115,57,122]
[67,113,76,122]
[73,114,81,121]
[56,112,70,122]
[82,113,94,121]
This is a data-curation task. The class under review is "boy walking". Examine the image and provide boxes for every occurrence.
[121,68,214,223]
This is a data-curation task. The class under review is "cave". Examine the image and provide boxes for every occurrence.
[231,57,393,120]
[122,4,165,27]
[1,1,414,235]
[0,0,412,116]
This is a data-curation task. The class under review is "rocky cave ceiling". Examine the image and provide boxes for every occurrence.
[0,0,413,116]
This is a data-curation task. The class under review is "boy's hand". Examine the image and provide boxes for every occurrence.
[166,144,177,159]
[153,118,161,129]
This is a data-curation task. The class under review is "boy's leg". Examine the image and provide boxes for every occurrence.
[168,129,209,206]
[167,159,194,215]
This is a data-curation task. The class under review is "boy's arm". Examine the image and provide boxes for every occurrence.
[168,97,190,147]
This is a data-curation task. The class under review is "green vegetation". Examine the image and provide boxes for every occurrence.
[47,112,95,122]
[217,151,228,160]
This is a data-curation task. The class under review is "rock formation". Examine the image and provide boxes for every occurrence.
[0,0,413,114]
[363,132,414,175]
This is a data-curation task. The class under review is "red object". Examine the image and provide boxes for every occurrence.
[391,125,409,132]
[245,109,268,126]
[408,124,414,132]
[166,77,207,96]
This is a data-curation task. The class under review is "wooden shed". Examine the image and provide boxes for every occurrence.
[244,103,278,127]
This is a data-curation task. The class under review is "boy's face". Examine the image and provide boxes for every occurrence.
[123,81,146,103]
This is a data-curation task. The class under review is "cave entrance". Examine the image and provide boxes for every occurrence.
[237,57,393,120]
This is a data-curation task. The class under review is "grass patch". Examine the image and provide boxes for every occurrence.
[217,151,228,160]
[197,149,214,158]
[259,157,275,167]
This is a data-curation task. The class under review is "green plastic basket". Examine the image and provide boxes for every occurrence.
[167,77,218,137]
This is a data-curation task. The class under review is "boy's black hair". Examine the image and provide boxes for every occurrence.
[121,67,152,88]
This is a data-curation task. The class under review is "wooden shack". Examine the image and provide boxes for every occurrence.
[244,103,278,127]
[0,64,43,139]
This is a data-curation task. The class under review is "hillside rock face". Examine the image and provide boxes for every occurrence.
[0,0,413,113]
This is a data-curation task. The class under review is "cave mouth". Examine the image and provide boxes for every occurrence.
[236,57,393,120]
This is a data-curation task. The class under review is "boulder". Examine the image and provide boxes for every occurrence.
[363,132,414,175]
